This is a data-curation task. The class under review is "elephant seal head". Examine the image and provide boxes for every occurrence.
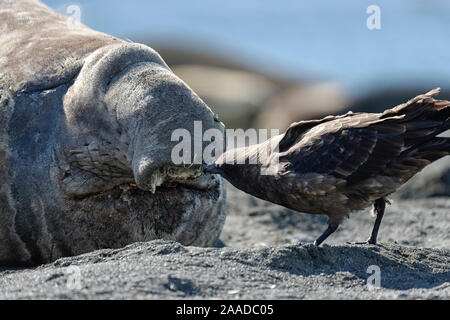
[0,1,225,266]
[57,43,222,193]
[37,43,227,264]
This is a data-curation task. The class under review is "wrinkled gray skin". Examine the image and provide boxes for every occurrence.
[0,0,226,266]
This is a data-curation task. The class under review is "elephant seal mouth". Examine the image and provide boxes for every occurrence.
[52,151,218,201]
[140,165,205,194]
[74,171,220,206]
[64,164,217,202]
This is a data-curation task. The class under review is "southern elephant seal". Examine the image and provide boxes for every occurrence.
[0,0,226,266]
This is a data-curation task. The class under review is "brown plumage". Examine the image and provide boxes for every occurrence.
[203,88,450,245]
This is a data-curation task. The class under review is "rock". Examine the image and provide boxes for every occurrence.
[0,0,226,266]
[349,88,450,114]
[253,83,349,131]
[173,64,279,128]
[396,157,450,199]
[150,46,247,71]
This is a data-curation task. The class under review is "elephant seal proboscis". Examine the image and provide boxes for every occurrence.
[0,0,226,266]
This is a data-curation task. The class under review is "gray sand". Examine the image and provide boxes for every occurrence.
[0,181,448,300]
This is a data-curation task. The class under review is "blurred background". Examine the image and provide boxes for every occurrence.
[43,0,450,130]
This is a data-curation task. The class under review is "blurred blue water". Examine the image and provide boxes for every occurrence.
[43,0,450,97]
